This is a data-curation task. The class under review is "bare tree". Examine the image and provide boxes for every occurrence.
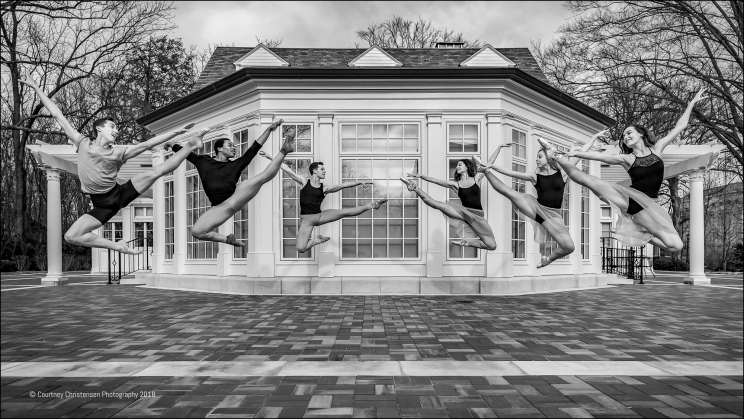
[534,1,743,170]
[357,16,482,48]
[255,36,282,48]
[1,1,174,250]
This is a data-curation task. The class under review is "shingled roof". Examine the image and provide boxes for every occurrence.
[194,46,549,91]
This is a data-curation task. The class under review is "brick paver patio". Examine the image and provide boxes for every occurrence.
[1,273,742,418]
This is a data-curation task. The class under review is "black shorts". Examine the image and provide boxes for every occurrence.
[87,180,141,225]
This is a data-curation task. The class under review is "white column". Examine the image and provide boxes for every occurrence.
[485,115,512,278]
[151,149,165,274]
[317,115,335,277]
[425,114,445,277]
[42,168,65,285]
[526,127,540,276]
[253,114,276,278]
[172,162,187,274]
[685,169,710,284]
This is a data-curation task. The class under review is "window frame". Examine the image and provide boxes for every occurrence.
[339,122,421,155]
[511,129,528,260]
[446,122,481,155]
[338,156,422,261]
[185,138,219,260]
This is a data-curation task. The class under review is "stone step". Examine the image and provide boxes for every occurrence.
[144,274,612,295]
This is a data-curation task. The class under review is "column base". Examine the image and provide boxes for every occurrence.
[41,274,67,286]
[684,274,711,285]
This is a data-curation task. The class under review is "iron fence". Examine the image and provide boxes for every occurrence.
[107,236,152,284]
[601,237,646,283]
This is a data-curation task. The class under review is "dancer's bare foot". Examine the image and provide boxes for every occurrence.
[536,255,553,269]
[117,240,143,255]
[225,233,245,247]
[372,199,388,210]
[451,239,467,247]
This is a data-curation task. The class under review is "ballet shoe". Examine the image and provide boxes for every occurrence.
[225,233,244,247]
[451,239,467,247]
[536,255,553,269]
[280,138,295,155]
[537,138,562,160]
[317,235,330,244]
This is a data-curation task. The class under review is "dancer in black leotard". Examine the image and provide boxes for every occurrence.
[400,159,497,251]
[164,120,290,247]
[473,131,606,267]
[540,88,707,250]
[259,154,388,253]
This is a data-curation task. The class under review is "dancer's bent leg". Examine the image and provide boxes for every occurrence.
[633,211,683,252]
[537,221,576,268]
[553,156,628,212]
[296,217,322,253]
[64,215,139,254]
[192,148,290,245]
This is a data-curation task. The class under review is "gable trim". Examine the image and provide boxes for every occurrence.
[233,44,290,69]
[460,44,516,67]
[348,46,403,67]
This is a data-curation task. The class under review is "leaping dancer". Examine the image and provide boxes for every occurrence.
[539,88,707,251]
[259,154,387,253]
[473,132,606,268]
[165,120,291,247]
[400,158,497,251]
[22,78,203,255]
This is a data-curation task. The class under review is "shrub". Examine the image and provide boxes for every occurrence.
[653,257,689,271]
[11,255,31,272]
[34,250,48,271]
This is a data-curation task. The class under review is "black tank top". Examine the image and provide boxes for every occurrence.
[535,171,565,210]
[457,182,483,211]
[628,153,664,198]
[300,180,324,215]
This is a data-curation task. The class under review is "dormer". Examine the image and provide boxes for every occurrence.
[348,46,403,67]
[460,45,516,67]
[233,44,289,70]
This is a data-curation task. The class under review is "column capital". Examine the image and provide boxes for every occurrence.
[318,114,334,124]
[485,113,502,124]
[426,113,442,124]
[43,167,61,182]
[689,168,706,181]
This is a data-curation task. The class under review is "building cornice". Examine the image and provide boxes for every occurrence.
[137,67,615,127]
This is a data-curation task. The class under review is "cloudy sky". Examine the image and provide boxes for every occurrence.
[171,1,575,50]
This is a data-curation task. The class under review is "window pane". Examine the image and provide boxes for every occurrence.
[282,158,313,259]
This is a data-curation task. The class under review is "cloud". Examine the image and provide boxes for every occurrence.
[171,1,573,50]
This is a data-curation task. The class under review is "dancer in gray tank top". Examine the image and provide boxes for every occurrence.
[22,78,203,255]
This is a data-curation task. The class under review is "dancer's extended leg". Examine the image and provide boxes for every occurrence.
[401,178,495,250]
[191,144,292,245]
[63,137,203,255]
[296,200,388,253]
[536,221,576,268]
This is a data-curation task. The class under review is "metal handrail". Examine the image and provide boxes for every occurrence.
[600,237,646,284]
[107,236,152,284]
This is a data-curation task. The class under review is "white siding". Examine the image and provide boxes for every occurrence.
[350,47,401,67]
[461,48,515,67]
[235,47,287,68]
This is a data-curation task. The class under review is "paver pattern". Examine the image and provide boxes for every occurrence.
[2,374,742,418]
[2,284,742,363]
[2,276,742,417]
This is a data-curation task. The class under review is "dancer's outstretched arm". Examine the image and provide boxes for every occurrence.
[560,129,610,181]
[20,78,83,147]
[259,151,305,185]
[124,124,200,161]
[654,88,707,155]
[565,149,631,167]
[256,119,285,146]
[324,181,370,195]
[406,173,456,191]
